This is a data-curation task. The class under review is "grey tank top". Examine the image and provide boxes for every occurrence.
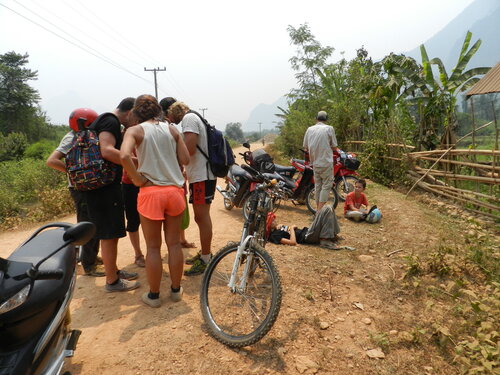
[137,121,184,187]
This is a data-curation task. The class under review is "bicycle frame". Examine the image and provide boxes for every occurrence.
[227,180,274,292]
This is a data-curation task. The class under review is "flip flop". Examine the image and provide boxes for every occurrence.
[181,241,196,248]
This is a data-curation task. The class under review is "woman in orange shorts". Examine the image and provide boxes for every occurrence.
[120,94,190,307]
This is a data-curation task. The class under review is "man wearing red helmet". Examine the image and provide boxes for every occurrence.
[47,108,103,277]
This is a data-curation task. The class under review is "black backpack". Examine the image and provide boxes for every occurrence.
[189,110,235,178]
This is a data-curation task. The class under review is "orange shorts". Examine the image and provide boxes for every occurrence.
[137,185,186,220]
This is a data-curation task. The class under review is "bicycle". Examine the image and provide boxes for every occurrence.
[200,165,282,347]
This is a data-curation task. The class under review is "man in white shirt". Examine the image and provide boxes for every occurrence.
[169,102,215,276]
[303,111,339,212]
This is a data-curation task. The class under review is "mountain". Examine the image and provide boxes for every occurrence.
[404,0,500,70]
[243,96,288,132]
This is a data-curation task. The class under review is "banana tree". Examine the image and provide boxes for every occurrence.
[405,31,490,149]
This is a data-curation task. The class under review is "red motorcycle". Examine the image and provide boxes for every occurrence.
[332,150,361,201]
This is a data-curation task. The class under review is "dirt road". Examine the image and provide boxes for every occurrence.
[0,145,477,374]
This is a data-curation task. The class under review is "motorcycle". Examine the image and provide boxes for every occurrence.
[332,150,361,201]
[217,143,282,220]
[273,151,339,214]
[0,221,95,375]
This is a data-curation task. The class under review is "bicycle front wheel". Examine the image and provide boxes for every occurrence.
[200,242,282,347]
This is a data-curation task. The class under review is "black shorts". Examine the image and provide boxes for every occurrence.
[122,183,140,232]
[82,182,126,240]
[189,180,216,204]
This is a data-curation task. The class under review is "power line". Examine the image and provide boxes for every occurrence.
[24,0,147,70]
[0,3,151,84]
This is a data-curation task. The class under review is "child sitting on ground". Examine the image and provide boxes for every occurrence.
[344,179,370,222]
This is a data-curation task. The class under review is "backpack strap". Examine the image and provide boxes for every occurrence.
[188,110,211,179]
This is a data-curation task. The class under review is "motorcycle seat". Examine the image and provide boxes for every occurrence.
[230,164,252,178]
[291,158,305,165]
[5,228,75,322]
[274,164,297,176]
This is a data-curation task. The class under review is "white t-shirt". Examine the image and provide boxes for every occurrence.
[56,131,75,155]
[302,123,338,168]
[181,112,215,183]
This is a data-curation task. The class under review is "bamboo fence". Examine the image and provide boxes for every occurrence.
[343,141,499,220]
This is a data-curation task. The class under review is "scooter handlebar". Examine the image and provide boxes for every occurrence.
[35,269,64,280]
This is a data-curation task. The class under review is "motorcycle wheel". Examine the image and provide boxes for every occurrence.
[305,185,339,214]
[223,184,234,210]
[335,175,360,202]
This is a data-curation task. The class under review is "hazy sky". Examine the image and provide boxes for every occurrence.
[1,0,475,129]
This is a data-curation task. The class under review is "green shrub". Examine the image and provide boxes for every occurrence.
[24,140,56,160]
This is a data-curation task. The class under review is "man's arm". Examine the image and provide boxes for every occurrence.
[183,132,198,156]
[46,150,66,172]
[99,131,122,165]
[281,226,297,246]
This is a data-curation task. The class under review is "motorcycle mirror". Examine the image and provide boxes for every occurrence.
[242,142,250,149]
[63,222,96,246]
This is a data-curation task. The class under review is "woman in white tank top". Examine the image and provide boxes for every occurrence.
[120,94,190,307]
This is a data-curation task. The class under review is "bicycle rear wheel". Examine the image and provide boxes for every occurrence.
[200,242,282,347]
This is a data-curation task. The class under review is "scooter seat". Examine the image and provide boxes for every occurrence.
[291,158,305,165]
[4,228,75,323]
[274,164,296,177]
[230,164,252,178]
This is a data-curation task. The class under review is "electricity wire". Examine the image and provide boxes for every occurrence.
[0,2,151,84]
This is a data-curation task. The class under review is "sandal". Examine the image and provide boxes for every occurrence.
[181,241,196,249]
[134,255,145,267]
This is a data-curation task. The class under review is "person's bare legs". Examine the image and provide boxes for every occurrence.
[128,230,144,259]
[193,203,212,256]
[101,238,119,284]
[140,215,163,293]
[164,214,183,289]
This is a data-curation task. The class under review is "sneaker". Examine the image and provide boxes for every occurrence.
[118,269,139,281]
[105,278,140,293]
[83,265,105,277]
[142,292,161,308]
[170,287,184,302]
[135,256,145,268]
[185,251,201,265]
[184,257,210,276]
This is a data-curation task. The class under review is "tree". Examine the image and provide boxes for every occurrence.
[404,31,490,149]
[0,51,46,141]
[287,23,334,101]
[225,122,244,142]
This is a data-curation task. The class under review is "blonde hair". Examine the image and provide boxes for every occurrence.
[168,102,190,120]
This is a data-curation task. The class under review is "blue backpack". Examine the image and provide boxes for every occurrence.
[189,110,235,178]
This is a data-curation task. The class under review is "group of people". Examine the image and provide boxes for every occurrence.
[47,95,217,308]
[267,111,377,250]
[47,102,378,308]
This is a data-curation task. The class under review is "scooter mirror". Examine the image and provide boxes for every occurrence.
[63,222,96,246]
[242,142,250,149]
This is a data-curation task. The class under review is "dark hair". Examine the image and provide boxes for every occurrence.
[132,94,161,122]
[357,179,367,189]
[117,97,135,112]
[159,97,177,115]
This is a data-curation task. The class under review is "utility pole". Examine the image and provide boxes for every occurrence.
[258,122,262,139]
[144,67,166,99]
[199,108,208,117]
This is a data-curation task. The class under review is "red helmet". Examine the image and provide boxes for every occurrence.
[69,108,98,131]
